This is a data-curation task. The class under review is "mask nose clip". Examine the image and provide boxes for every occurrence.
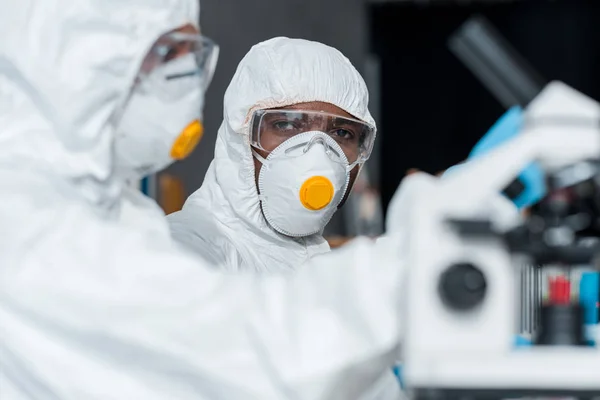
[303,133,334,157]
[304,133,326,151]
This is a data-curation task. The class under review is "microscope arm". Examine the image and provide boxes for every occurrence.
[438,81,600,221]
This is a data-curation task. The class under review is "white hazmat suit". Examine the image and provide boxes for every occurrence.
[168,37,371,271]
[0,0,407,399]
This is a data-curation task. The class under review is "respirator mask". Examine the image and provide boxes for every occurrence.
[114,31,219,181]
[250,109,376,237]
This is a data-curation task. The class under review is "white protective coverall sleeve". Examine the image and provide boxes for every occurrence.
[1,201,404,399]
[167,37,375,273]
[0,1,405,399]
[120,185,172,240]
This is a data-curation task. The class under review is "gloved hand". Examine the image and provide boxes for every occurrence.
[444,107,546,210]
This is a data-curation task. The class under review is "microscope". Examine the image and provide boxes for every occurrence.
[402,17,600,400]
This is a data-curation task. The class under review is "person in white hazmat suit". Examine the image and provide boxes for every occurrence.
[166,37,402,398]
[168,37,377,270]
[0,0,409,399]
[112,23,219,240]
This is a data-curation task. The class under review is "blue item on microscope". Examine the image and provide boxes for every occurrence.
[444,107,546,210]
[514,335,532,347]
[468,107,546,210]
[580,272,598,345]
[580,272,599,325]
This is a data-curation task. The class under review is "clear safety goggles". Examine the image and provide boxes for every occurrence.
[250,109,376,164]
[136,32,219,100]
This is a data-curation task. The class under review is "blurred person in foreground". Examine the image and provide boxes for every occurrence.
[0,0,412,398]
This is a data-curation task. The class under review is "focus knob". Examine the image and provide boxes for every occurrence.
[439,262,487,312]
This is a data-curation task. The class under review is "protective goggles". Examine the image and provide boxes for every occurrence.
[250,109,376,164]
[137,32,219,100]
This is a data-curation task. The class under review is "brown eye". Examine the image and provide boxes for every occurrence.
[330,128,354,140]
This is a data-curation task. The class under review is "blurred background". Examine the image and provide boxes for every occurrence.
[155,0,600,243]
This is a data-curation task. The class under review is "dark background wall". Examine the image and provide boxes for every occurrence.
[370,0,600,216]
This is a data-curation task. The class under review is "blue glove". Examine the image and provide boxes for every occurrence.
[445,107,545,210]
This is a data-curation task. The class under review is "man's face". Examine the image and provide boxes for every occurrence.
[252,101,361,209]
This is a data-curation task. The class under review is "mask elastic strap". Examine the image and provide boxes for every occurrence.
[252,149,268,203]
[346,160,361,173]
[252,148,270,168]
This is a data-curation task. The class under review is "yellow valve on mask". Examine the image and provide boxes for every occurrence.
[299,176,334,211]
[170,120,204,160]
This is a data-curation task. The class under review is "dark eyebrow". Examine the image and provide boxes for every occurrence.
[332,121,357,128]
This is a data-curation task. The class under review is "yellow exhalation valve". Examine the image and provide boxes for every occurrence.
[299,176,334,211]
[170,120,204,160]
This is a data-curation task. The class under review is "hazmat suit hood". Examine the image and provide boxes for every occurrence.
[168,37,376,271]
[0,0,200,211]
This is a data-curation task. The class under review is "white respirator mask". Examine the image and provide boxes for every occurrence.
[114,54,205,181]
[253,131,352,237]
[113,30,219,181]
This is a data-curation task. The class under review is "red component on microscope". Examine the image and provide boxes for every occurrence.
[549,276,571,305]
